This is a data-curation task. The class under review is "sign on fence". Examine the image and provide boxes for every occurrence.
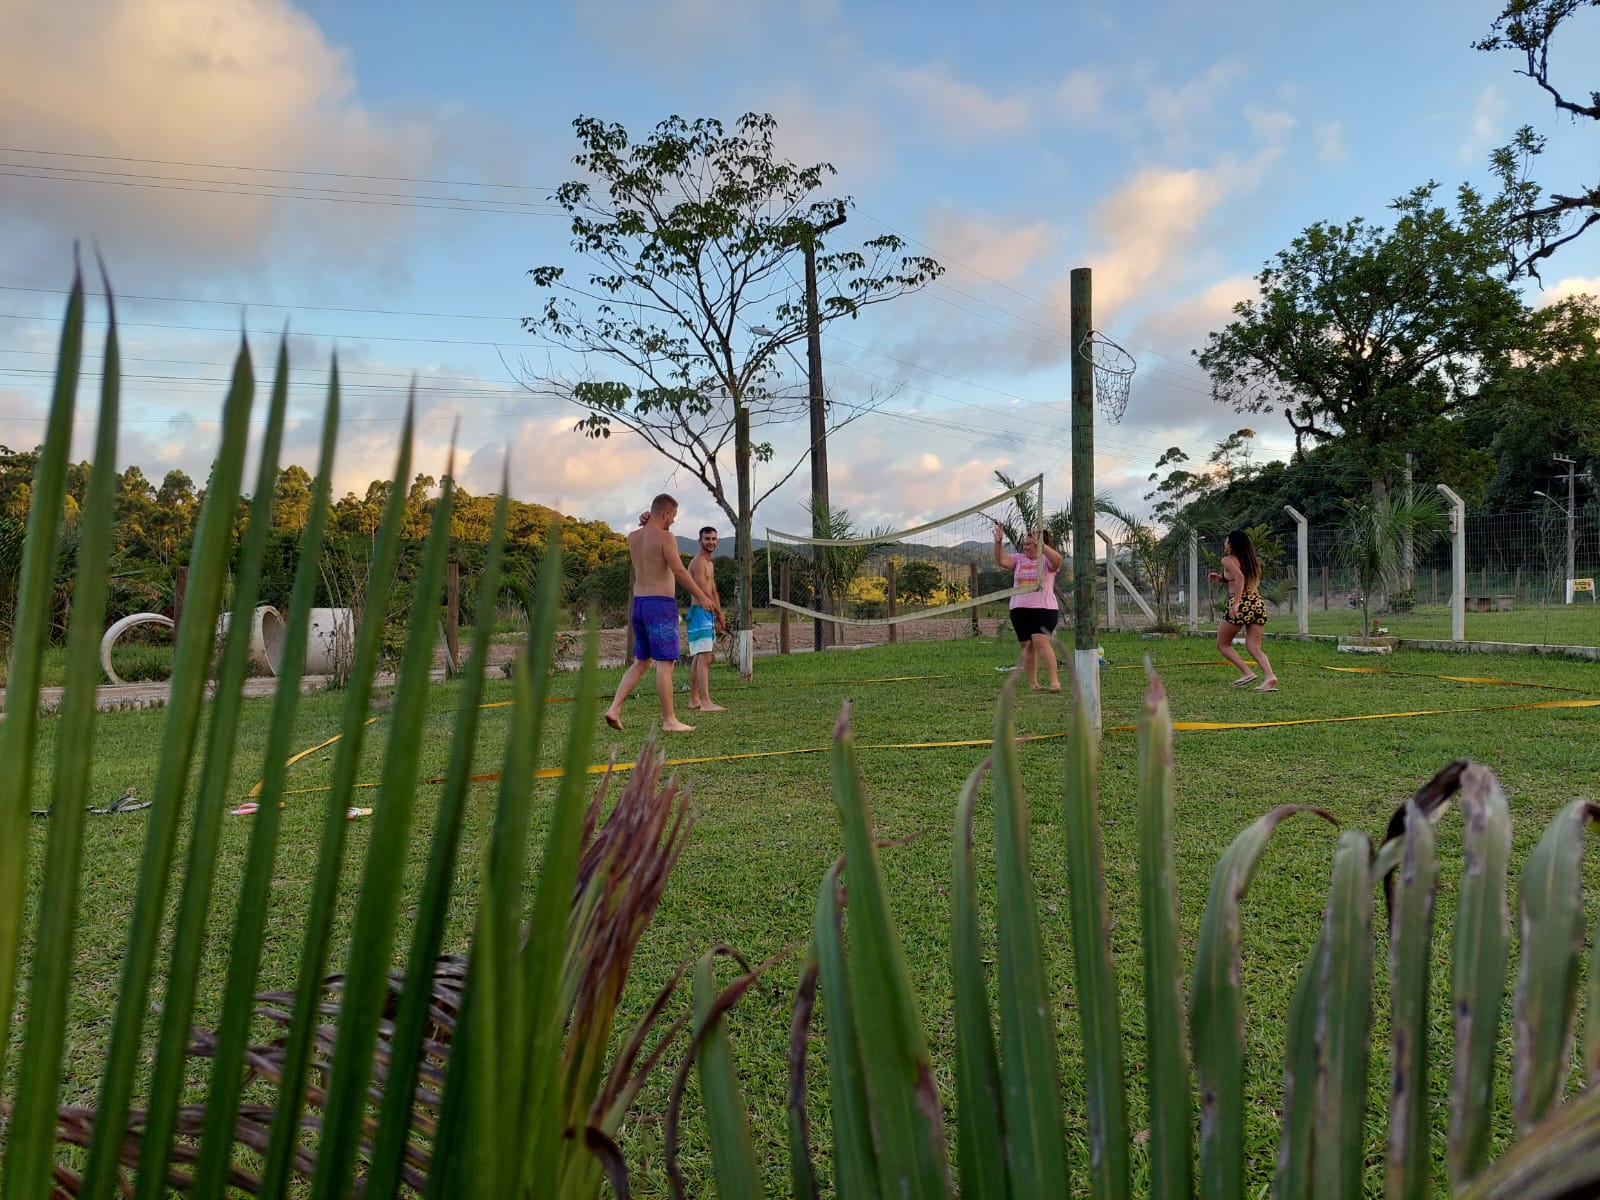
[1570,577,1596,603]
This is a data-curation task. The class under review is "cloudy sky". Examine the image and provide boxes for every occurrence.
[1,0,1596,539]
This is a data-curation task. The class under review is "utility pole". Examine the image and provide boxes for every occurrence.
[1069,267,1100,735]
[1558,455,1576,599]
[798,201,847,651]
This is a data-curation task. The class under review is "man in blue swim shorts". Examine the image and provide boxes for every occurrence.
[602,494,720,733]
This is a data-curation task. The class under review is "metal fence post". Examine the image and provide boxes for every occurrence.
[1284,505,1309,635]
[1438,484,1466,643]
[1097,529,1115,630]
[1188,531,1199,632]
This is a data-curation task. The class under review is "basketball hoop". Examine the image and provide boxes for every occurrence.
[1078,330,1135,424]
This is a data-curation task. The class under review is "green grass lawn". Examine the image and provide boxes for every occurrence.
[9,630,1600,1194]
[1303,600,1600,646]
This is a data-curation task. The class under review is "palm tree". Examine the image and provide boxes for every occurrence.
[803,495,891,622]
[1335,493,1448,641]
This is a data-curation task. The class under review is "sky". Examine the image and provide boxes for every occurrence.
[1,0,1597,542]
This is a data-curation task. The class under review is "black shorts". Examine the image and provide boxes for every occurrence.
[1009,606,1059,641]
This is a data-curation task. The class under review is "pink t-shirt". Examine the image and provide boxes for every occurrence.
[1010,554,1058,609]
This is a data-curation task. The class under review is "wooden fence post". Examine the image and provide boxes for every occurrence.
[779,560,791,655]
[887,560,898,644]
[445,560,460,668]
[174,565,188,636]
[968,563,980,636]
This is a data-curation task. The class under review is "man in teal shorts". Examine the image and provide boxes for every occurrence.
[603,494,720,733]
[686,525,728,712]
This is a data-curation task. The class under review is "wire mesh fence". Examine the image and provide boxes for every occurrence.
[1087,505,1599,652]
[458,503,1599,661]
[239,501,1595,675]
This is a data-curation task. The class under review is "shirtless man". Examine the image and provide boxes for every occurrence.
[603,494,718,733]
[686,526,728,712]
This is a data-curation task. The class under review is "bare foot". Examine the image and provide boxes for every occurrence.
[699,702,726,712]
[1046,683,1061,693]
[604,711,623,731]
[687,701,701,710]
[662,719,696,733]
[1254,677,1278,693]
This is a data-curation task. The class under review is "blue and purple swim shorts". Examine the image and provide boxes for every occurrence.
[631,595,681,662]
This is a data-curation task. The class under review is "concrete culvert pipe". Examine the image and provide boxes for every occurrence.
[305,607,353,675]
[214,606,286,676]
[100,613,175,685]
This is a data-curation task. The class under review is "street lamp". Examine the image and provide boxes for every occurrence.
[1534,489,1576,602]
[1532,490,1569,515]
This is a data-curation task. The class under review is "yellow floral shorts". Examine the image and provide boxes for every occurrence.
[1226,589,1268,627]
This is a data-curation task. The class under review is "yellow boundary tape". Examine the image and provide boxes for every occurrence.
[255,696,1599,798]
[245,658,1596,801]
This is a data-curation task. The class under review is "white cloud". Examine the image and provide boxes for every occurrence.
[0,0,447,282]
[1317,120,1349,163]
[1053,67,1113,124]
[1140,274,1259,343]
[1144,59,1246,141]
[764,90,888,180]
[923,208,1057,282]
[1245,106,1297,144]
[888,64,1034,142]
[571,0,837,65]
[1461,84,1508,163]
[1536,275,1600,307]
[1080,167,1227,316]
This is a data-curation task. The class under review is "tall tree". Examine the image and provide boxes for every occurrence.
[1460,295,1600,508]
[403,473,437,540]
[1477,0,1600,278]
[525,112,942,659]
[272,464,314,533]
[0,446,41,522]
[114,465,156,552]
[147,469,197,565]
[1195,185,1527,500]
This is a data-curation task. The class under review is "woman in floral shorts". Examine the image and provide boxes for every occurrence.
[1208,529,1277,692]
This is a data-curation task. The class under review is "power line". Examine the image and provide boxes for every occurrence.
[0,146,558,192]
[0,311,514,350]
[0,168,561,217]
[0,284,521,324]
[0,159,563,212]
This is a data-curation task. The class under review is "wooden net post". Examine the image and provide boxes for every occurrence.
[445,560,460,669]
[779,559,791,655]
[887,560,898,644]
[968,563,979,635]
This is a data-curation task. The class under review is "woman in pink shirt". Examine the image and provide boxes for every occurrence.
[993,524,1063,691]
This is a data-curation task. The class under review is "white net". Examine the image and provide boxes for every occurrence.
[1079,329,1136,424]
[765,475,1046,626]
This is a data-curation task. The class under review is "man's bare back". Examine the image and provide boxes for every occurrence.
[629,521,687,598]
[603,496,715,735]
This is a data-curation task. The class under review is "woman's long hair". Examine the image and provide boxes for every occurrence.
[1226,529,1260,589]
